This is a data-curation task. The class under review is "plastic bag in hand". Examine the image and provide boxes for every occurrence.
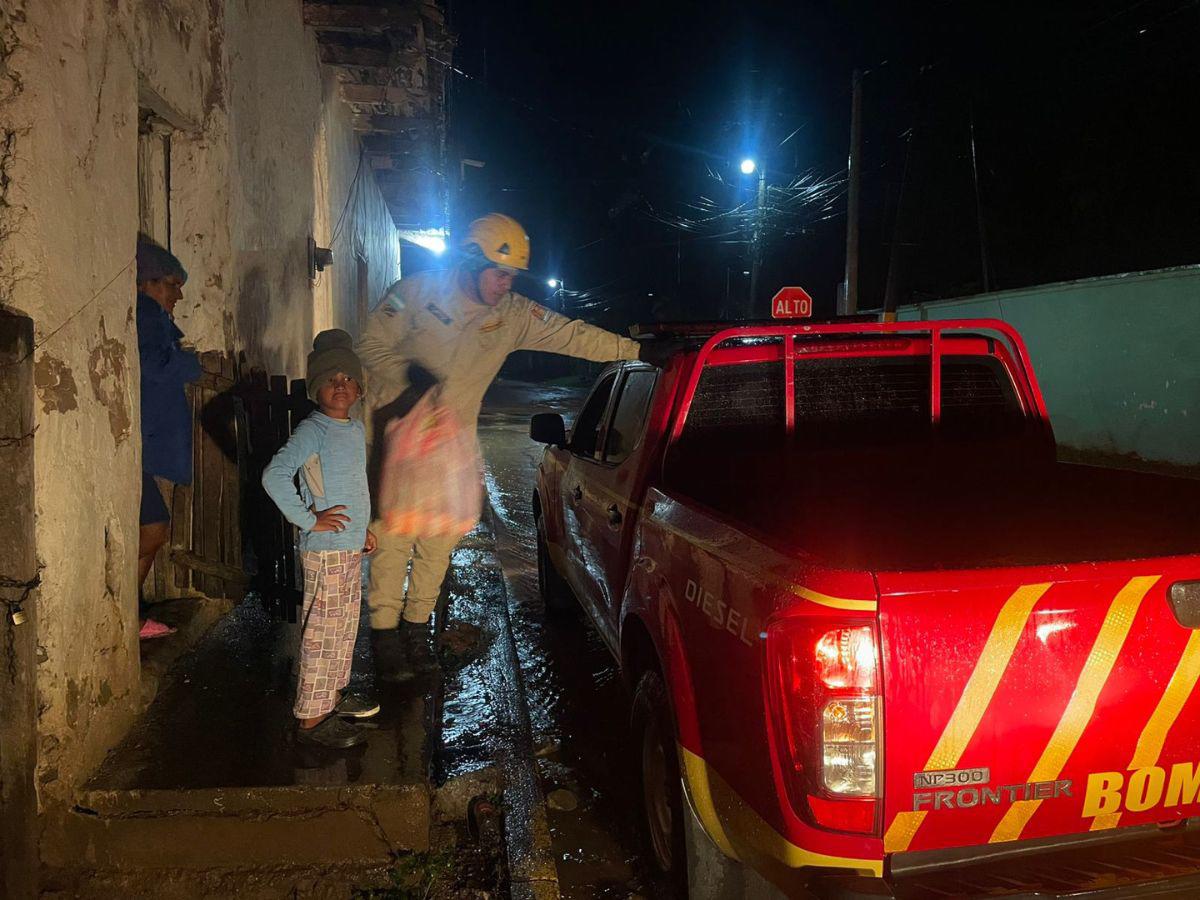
[378,392,482,538]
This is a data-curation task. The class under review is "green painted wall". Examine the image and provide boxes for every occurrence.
[900,266,1200,466]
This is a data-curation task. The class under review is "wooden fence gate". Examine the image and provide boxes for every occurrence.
[147,352,313,622]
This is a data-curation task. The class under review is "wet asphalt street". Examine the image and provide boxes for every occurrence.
[478,378,667,899]
[88,376,664,897]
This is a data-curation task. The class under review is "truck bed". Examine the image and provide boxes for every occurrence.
[667,445,1200,570]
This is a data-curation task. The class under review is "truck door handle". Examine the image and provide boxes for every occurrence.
[572,485,583,502]
[1169,581,1200,628]
[607,504,623,526]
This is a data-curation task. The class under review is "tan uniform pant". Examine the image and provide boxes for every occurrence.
[368,527,460,628]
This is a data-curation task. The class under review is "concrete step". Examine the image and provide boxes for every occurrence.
[49,782,430,872]
[41,861,398,899]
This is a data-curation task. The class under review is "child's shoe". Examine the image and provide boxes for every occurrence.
[335,692,381,719]
[297,715,367,749]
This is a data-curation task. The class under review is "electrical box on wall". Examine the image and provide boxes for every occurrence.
[308,235,334,279]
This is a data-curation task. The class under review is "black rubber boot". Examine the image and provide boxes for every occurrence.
[371,627,416,684]
[399,619,439,674]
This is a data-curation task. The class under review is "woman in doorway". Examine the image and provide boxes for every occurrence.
[135,235,201,639]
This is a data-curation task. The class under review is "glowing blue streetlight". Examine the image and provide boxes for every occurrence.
[547,278,560,289]
[398,228,447,254]
[740,158,757,176]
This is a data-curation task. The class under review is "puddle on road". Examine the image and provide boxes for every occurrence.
[478,381,666,898]
[436,539,508,781]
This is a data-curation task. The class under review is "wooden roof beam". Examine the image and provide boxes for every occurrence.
[353,114,438,134]
[360,133,429,154]
[340,83,430,107]
[303,3,421,31]
[318,42,392,69]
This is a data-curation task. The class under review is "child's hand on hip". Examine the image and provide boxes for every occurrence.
[364,529,378,554]
[311,505,350,533]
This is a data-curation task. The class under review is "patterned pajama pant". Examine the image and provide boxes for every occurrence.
[294,550,362,719]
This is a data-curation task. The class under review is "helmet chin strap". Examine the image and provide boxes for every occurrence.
[456,259,488,304]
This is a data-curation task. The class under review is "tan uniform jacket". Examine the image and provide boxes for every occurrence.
[357,268,642,436]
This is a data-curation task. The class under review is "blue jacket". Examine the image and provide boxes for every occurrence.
[261,412,370,552]
[137,293,201,484]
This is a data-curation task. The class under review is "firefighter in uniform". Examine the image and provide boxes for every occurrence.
[357,213,642,679]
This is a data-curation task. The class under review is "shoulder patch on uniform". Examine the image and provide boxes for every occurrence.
[529,303,551,323]
[425,302,453,326]
[380,284,405,317]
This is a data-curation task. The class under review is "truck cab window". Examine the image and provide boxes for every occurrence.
[793,356,931,446]
[939,356,1024,437]
[569,372,617,459]
[604,370,657,465]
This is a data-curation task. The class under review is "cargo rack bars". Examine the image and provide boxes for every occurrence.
[663,318,1050,441]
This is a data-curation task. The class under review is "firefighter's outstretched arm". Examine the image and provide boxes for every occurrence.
[357,280,414,400]
[515,298,641,362]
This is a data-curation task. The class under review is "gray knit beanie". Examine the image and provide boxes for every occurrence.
[307,329,365,401]
[136,234,188,284]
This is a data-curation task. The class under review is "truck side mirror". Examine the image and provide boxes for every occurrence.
[530,413,567,448]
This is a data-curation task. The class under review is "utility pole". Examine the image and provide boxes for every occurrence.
[883,125,915,323]
[840,68,863,316]
[749,165,766,315]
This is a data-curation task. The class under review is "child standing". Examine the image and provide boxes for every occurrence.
[262,329,379,749]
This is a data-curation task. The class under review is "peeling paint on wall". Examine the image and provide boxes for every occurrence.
[33,354,78,414]
[88,316,131,444]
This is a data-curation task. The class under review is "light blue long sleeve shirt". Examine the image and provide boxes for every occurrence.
[261,412,370,552]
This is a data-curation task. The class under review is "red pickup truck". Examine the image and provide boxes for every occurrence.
[529,319,1200,899]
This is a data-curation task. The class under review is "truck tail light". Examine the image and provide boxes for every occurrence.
[766,620,881,835]
[815,626,878,690]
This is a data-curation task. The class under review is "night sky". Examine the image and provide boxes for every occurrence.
[442,1,1200,326]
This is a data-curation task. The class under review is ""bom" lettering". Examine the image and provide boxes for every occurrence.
[1082,761,1200,817]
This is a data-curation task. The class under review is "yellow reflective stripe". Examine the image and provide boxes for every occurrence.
[678,745,883,877]
[678,745,740,859]
[792,586,877,612]
[990,575,1159,844]
[884,583,1051,853]
[1130,628,1200,768]
[883,809,928,856]
[1090,627,1200,831]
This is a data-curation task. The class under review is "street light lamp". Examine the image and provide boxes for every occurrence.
[547,277,567,312]
[740,158,757,176]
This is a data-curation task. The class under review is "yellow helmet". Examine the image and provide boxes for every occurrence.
[462,213,530,270]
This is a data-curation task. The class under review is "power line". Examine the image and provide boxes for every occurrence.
[331,146,366,248]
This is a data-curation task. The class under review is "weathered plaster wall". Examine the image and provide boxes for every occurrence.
[2,2,147,833]
[318,71,401,337]
[225,0,325,376]
[0,0,401,875]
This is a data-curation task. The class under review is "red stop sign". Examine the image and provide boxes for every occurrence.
[771,286,813,319]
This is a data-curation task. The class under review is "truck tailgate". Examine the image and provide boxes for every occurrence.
[879,559,1200,858]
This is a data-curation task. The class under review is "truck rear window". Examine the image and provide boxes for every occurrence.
[683,362,784,433]
[681,353,1023,448]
